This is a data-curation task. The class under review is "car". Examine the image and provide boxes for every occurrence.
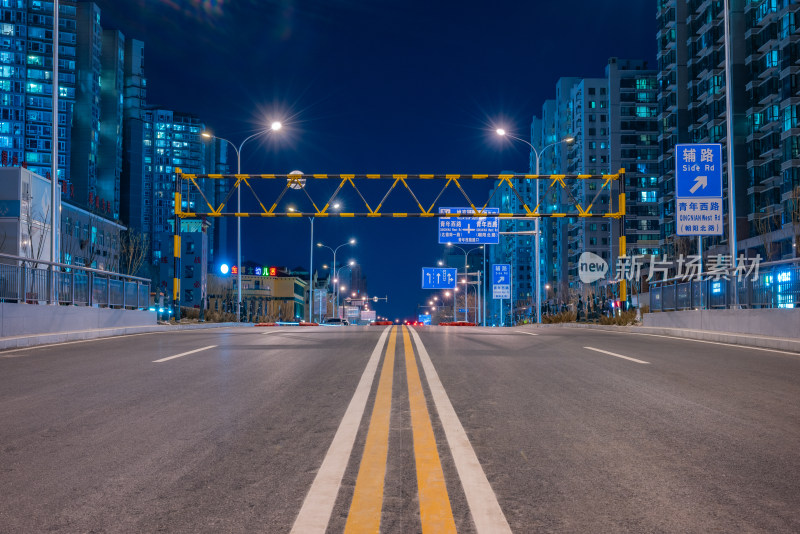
[323,317,350,326]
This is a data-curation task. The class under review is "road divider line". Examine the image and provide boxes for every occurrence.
[408,327,512,534]
[152,345,217,363]
[514,331,539,336]
[290,326,392,534]
[402,326,457,533]
[584,346,649,364]
[344,327,397,533]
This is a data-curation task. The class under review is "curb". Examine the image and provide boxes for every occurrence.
[516,323,800,353]
[0,322,249,351]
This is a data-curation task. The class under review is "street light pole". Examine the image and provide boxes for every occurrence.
[497,130,574,325]
[317,238,355,319]
[446,243,484,322]
[50,0,59,305]
[201,122,281,322]
[309,216,314,322]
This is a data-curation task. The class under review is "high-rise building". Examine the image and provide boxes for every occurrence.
[0,0,77,183]
[143,108,206,263]
[529,60,659,305]
[98,28,125,220]
[655,0,799,260]
[607,57,660,259]
[71,1,102,208]
[120,37,146,236]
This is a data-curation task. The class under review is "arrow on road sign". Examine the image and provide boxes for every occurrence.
[689,175,707,194]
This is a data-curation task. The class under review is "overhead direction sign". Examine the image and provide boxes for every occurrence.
[422,267,457,289]
[438,207,499,244]
[676,143,723,236]
[492,264,511,300]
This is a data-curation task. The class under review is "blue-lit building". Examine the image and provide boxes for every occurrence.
[656,0,799,260]
[527,59,658,308]
[0,0,77,184]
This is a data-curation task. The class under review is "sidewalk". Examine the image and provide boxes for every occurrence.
[0,322,246,351]
[516,323,800,353]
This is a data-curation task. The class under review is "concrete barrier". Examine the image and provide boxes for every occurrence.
[643,308,800,339]
[0,302,156,338]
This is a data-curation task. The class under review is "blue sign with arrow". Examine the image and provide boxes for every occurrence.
[421,267,457,289]
[492,264,511,299]
[675,143,723,236]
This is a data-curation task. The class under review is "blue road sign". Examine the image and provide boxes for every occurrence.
[421,267,457,289]
[438,207,499,244]
[492,264,511,300]
[418,314,432,325]
[676,143,723,236]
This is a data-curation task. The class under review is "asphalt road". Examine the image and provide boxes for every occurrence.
[1,325,799,533]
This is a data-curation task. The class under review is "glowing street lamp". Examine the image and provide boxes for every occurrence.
[201,121,284,322]
[495,126,574,325]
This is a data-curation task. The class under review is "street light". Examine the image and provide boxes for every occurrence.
[201,122,284,322]
[446,243,484,322]
[287,169,317,323]
[496,128,574,325]
[317,238,356,318]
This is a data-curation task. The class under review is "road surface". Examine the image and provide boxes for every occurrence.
[1,325,799,533]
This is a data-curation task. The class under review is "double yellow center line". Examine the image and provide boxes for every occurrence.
[345,326,457,533]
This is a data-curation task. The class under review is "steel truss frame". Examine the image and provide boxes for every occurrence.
[174,169,627,220]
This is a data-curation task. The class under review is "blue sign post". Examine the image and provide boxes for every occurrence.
[438,207,499,244]
[492,264,511,299]
[421,267,457,289]
[492,264,511,327]
[675,144,723,236]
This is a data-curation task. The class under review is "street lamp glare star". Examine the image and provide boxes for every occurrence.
[349,238,356,245]
[496,128,506,136]
[201,132,212,138]
[271,121,282,131]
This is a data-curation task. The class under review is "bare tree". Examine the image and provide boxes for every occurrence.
[754,212,781,261]
[21,189,50,268]
[119,229,149,277]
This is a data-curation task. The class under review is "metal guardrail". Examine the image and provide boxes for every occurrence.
[0,253,151,310]
[650,259,800,311]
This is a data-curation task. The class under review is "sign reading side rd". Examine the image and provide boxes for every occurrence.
[438,207,499,244]
[422,267,457,289]
[676,143,723,236]
[492,264,511,300]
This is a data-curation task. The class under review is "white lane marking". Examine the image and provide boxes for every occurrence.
[0,331,172,356]
[0,326,257,357]
[261,329,288,335]
[153,345,217,363]
[584,346,649,365]
[290,326,392,534]
[514,331,539,336]
[575,328,800,357]
[408,327,512,534]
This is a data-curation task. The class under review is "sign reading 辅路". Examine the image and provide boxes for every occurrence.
[675,144,723,236]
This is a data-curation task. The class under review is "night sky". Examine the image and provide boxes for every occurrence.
[95,0,656,320]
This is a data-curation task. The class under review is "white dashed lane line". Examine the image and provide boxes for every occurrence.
[584,346,650,365]
[153,345,217,363]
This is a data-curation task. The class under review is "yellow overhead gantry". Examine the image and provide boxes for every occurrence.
[170,169,628,313]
